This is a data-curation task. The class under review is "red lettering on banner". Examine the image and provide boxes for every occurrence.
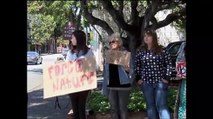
[48,66,54,79]
[86,72,94,84]
[81,74,88,86]
[72,77,81,88]
[51,72,95,93]
[55,64,60,76]
[75,60,83,72]
[80,72,95,85]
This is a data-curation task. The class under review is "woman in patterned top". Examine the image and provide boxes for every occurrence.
[135,29,173,119]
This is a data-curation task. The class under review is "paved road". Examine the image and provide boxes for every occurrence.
[27,54,65,93]
[27,54,71,119]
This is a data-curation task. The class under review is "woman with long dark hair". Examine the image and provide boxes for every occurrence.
[66,30,94,119]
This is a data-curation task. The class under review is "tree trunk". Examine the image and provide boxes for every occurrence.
[128,34,137,84]
[76,9,82,30]
[54,37,57,53]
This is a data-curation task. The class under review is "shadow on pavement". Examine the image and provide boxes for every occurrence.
[28,89,71,119]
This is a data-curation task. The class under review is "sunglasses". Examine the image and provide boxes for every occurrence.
[109,40,118,44]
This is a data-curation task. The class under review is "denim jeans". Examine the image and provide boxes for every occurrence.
[141,81,171,119]
[108,88,130,119]
[69,90,90,119]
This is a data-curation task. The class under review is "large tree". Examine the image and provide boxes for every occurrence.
[80,0,186,77]
[27,0,186,74]
[81,0,185,50]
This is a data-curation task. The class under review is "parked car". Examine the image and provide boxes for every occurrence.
[165,41,185,79]
[27,51,43,65]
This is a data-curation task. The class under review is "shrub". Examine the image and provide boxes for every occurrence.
[87,91,110,113]
[87,87,178,113]
[128,87,146,112]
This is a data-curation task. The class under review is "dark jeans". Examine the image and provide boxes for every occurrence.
[108,88,130,119]
[141,81,171,119]
[69,90,90,119]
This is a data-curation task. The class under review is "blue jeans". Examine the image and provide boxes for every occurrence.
[141,81,171,119]
[108,88,130,119]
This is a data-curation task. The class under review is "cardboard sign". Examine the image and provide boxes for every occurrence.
[43,56,97,99]
[105,50,131,65]
[176,61,186,78]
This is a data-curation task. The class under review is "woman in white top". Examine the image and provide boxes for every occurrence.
[66,30,94,119]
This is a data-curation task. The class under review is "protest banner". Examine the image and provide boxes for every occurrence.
[176,61,186,78]
[105,50,131,65]
[43,56,97,99]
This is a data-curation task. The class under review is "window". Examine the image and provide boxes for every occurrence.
[168,43,182,56]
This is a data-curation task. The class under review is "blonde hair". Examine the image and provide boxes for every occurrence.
[108,32,123,47]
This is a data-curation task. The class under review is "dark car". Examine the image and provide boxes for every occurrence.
[165,40,185,79]
[27,51,43,65]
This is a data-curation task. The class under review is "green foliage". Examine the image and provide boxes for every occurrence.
[30,14,56,45]
[173,18,186,32]
[87,87,178,113]
[128,87,146,112]
[172,5,186,31]
[57,36,69,45]
[168,87,178,112]
[87,1,98,9]
[28,1,83,44]
[82,18,90,28]
[87,91,110,113]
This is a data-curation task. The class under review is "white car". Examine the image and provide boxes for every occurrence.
[27,51,43,65]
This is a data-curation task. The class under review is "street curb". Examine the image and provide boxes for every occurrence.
[41,53,61,56]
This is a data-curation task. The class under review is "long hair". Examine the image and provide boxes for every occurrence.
[72,30,89,55]
[68,40,74,53]
[141,29,163,54]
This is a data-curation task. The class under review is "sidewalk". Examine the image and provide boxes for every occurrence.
[27,89,71,119]
[27,77,103,119]
[40,53,58,56]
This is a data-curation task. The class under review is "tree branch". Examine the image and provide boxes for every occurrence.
[141,0,160,31]
[150,17,158,29]
[80,0,114,35]
[148,0,160,21]
[70,0,77,22]
[91,25,103,43]
[100,0,134,32]
[152,7,186,29]
[73,1,78,16]
[158,3,174,11]
[146,0,151,5]
[118,0,124,17]
[131,0,139,25]
[76,9,82,30]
